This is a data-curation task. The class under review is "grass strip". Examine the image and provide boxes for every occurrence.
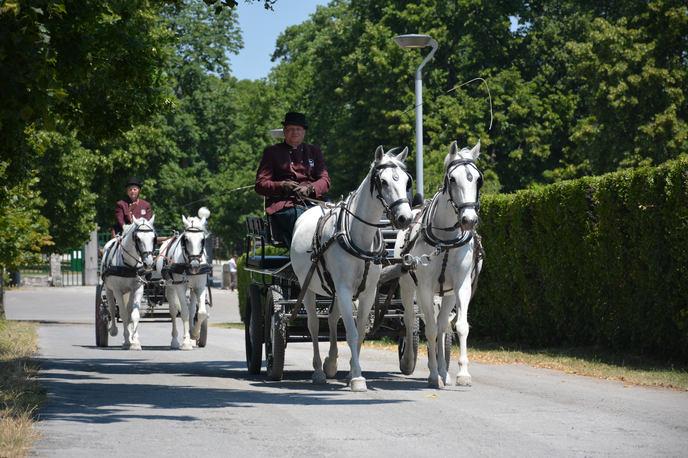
[0,321,47,458]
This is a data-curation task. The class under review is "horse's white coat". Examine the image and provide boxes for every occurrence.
[157,215,209,350]
[291,146,414,392]
[396,141,483,388]
[101,216,157,350]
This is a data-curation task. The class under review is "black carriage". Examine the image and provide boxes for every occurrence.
[243,214,423,381]
[95,229,213,348]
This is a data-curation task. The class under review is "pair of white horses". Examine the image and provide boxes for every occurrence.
[100,214,210,350]
[291,140,482,391]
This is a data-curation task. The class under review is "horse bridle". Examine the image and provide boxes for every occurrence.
[442,157,483,215]
[120,222,157,269]
[419,157,483,248]
[369,159,413,228]
[181,226,206,265]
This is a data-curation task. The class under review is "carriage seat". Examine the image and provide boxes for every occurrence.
[245,216,290,270]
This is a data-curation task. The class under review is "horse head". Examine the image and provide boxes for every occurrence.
[181,215,208,274]
[132,215,157,271]
[443,140,482,231]
[371,146,414,230]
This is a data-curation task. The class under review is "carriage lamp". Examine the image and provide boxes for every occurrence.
[393,34,438,199]
[198,207,211,219]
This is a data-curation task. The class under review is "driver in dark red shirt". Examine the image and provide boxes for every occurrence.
[255,112,330,245]
[112,177,151,238]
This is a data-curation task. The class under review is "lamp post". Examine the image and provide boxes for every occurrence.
[393,34,438,199]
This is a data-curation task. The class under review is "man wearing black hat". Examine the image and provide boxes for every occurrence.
[255,112,330,246]
[112,177,152,238]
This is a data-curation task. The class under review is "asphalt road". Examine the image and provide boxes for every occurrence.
[4,287,688,457]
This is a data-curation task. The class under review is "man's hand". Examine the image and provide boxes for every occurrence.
[293,185,311,197]
[280,180,299,192]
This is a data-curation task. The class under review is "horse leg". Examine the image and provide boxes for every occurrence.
[179,286,193,350]
[167,286,181,349]
[128,288,142,350]
[305,290,326,384]
[418,288,443,388]
[436,295,455,386]
[455,282,473,386]
[190,280,208,341]
[105,284,119,337]
[119,291,132,349]
[337,287,366,392]
[399,279,417,375]
[323,299,339,378]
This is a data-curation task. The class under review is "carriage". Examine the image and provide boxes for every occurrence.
[243,141,484,390]
[95,210,214,350]
[243,213,420,381]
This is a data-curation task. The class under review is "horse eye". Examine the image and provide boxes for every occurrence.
[449,177,456,183]
[380,179,388,186]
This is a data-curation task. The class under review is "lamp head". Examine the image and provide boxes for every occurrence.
[393,34,433,49]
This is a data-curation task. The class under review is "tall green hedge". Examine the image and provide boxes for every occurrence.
[472,158,688,362]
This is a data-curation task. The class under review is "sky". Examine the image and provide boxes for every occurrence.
[229,0,327,81]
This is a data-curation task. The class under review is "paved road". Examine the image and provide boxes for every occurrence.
[4,287,688,457]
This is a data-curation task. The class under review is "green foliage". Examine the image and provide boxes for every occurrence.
[0,162,53,270]
[472,158,688,362]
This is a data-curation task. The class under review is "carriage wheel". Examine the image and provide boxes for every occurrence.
[439,331,452,372]
[265,286,286,381]
[95,284,109,347]
[245,284,263,375]
[196,317,208,348]
[206,275,213,308]
[398,302,419,375]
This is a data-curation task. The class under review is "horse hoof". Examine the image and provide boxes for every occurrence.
[109,327,118,337]
[181,342,193,351]
[312,371,327,385]
[130,343,142,351]
[455,376,472,387]
[323,357,338,378]
[399,360,416,376]
[350,377,367,392]
[121,343,130,350]
[428,377,445,389]
[171,342,181,350]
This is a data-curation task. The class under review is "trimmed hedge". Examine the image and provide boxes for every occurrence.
[471,157,688,362]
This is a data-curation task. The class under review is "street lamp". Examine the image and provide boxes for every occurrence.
[393,34,438,199]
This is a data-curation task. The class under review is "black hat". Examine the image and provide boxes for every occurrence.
[126,177,142,189]
[281,112,309,129]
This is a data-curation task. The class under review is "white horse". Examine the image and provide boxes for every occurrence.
[291,146,414,392]
[101,215,157,350]
[395,140,483,388]
[157,215,210,350]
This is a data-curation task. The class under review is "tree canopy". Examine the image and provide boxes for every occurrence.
[1,0,686,264]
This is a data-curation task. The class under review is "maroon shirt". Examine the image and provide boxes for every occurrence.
[114,198,151,233]
[255,142,330,215]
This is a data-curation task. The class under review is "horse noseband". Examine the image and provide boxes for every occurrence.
[133,226,157,259]
[371,161,413,225]
[182,228,206,263]
[443,158,483,215]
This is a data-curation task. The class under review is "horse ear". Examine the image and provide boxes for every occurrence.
[470,140,481,160]
[149,214,155,225]
[395,147,409,163]
[374,145,385,163]
[449,141,459,157]
[182,214,189,227]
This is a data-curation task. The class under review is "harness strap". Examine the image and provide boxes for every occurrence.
[289,262,318,324]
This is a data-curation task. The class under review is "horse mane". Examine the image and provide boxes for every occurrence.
[443,146,474,173]
[369,148,408,171]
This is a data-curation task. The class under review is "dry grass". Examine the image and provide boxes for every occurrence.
[0,321,46,458]
[364,337,688,391]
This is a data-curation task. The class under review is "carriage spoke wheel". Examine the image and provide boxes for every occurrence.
[443,330,453,372]
[265,286,286,381]
[95,284,109,347]
[196,317,208,348]
[245,284,263,374]
[398,301,419,375]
